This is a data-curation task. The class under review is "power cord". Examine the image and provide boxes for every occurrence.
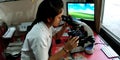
[94,43,108,45]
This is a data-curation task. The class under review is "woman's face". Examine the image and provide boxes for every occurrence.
[52,9,64,27]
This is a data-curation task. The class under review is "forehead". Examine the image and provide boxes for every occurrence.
[56,9,64,17]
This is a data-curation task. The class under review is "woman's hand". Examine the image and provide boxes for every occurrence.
[64,36,79,52]
[62,22,69,28]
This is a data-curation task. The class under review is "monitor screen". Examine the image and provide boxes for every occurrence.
[67,2,95,21]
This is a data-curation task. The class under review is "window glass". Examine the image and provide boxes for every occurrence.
[102,0,120,39]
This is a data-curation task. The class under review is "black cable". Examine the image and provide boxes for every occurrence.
[94,43,108,45]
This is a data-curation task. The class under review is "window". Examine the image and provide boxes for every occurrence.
[100,0,120,55]
[102,0,120,41]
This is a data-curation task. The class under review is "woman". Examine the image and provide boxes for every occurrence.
[21,0,79,60]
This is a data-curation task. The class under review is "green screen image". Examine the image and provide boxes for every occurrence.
[68,3,94,21]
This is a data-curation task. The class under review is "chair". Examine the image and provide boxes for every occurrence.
[0,21,8,60]
[0,21,20,60]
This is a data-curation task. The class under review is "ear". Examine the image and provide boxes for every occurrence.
[47,18,53,23]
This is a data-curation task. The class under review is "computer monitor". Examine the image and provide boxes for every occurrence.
[67,2,95,21]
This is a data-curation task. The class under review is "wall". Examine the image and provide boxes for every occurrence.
[0,0,85,26]
[94,0,103,33]
[0,0,42,26]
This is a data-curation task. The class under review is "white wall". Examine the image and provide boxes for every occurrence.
[0,0,85,26]
[0,0,42,26]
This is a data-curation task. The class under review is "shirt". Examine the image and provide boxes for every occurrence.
[21,21,54,60]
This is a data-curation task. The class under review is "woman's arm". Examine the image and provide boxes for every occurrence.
[49,36,79,60]
[49,47,67,60]
[50,22,79,60]
[52,23,68,40]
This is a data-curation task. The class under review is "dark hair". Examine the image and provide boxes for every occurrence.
[28,0,63,31]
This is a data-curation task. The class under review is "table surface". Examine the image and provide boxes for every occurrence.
[51,32,116,60]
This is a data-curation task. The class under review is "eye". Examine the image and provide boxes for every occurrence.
[59,16,62,20]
